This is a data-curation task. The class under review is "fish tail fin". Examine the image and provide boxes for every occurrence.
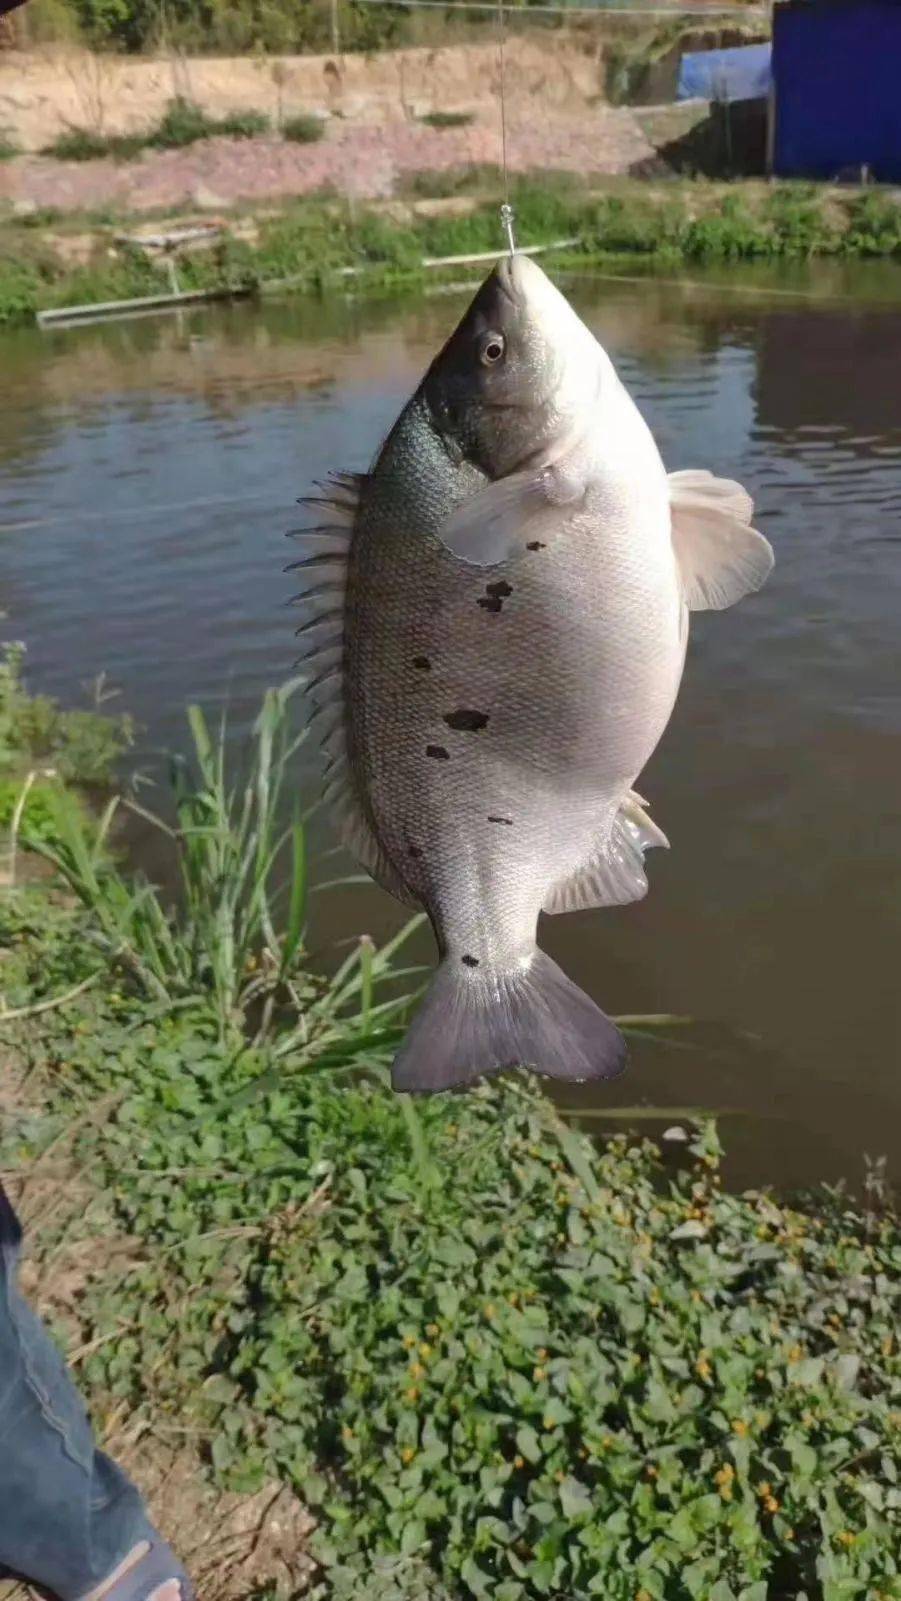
[391,950,627,1094]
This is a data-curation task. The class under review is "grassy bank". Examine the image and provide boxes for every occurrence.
[2,178,901,327]
[1,669,900,1600]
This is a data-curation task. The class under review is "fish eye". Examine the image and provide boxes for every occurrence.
[479,332,506,366]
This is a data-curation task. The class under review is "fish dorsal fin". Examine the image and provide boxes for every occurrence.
[290,473,420,909]
[436,459,587,567]
[543,791,669,914]
[669,469,774,612]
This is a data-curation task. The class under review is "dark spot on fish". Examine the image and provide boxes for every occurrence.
[412,655,431,671]
[408,844,422,859]
[477,578,513,613]
[426,744,449,760]
[461,954,480,968]
[488,815,513,825]
[443,707,489,732]
[526,540,546,551]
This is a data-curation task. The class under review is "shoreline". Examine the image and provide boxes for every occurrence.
[2,176,900,328]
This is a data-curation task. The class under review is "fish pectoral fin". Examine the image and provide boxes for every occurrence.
[435,462,586,567]
[669,468,774,612]
[543,792,669,914]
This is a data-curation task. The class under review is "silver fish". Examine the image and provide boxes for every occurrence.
[292,255,773,1094]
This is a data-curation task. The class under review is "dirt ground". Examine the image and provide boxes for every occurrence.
[0,37,656,214]
[3,36,603,147]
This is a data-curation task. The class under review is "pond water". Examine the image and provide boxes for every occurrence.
[2,263,900,1192]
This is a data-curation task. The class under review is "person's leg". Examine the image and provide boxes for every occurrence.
[0,1182,188,1600]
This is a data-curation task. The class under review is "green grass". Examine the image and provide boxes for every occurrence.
[0,128,18,162]
[1,887,899,1599]
[0,659,899,1596]
[22,677,425,1045]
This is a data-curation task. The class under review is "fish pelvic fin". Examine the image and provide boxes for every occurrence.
[543,790,669,915]
[391,949,626,1094]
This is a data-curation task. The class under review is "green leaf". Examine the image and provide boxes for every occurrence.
[516,1425,543,1464]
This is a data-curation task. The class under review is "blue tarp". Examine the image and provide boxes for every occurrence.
[677,43,772,104]
[773,0,901,182]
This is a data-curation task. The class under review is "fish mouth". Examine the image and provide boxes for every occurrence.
[492,252,522,310]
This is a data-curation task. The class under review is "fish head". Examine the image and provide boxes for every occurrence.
[423,252,604,478]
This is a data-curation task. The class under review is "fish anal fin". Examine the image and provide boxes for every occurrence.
[669,468,773,612]
[543,792,669,914]
[291,470,421,910]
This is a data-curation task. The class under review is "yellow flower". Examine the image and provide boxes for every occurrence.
[514,1454,525,1469]
[645,1464,658,1479]
[408,1362,425,1380]
[426,1323,440,1337]
[484,1303,496,1320]
[836,1530,856,1547]
[400,1446,415,1464]
[533,1366,547,1382]
[787,1344,804,1364]
[732,1419,749,1437]
[695,1356,712,1381]
[764,1496,780,1514]
[402,1334,416,1349]
[418,1343,432,1359]
[341,1426,354,1441]
[758,1482,772,1498]
[404,1386,420,1402]
[543,1416,556,1431]
[536,1348,548,1360]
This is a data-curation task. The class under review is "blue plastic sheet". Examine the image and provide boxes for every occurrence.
[677,43,773,105]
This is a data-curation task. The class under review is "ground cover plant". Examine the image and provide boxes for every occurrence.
[1,676,899,1600]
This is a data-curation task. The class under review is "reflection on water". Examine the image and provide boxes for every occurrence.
[1,268,899,1190]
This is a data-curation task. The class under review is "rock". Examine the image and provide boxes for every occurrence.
[662,1125,689,1144]
[12,198,37,217]
[191,183,231,211]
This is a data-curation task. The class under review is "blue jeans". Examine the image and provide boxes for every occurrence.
[0,1182,155,1598]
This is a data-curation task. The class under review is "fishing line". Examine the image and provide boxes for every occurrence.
[496,0,516,256]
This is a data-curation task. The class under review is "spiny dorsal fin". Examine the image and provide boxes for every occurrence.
[669,468,773,612]
[288,471,420,909]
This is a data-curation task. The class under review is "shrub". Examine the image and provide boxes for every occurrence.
[42,126,147,162]
[282,113,326,144]
[0,641,133,783]
[215,108,271,139]
[0,776,88,846]
[0,128,18,162]
[147,96,213,149]
[419,110,474,130]
[43,126,110,161]
[841,190,901,257]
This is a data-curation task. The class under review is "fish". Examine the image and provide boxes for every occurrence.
[290,254,773,1095]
